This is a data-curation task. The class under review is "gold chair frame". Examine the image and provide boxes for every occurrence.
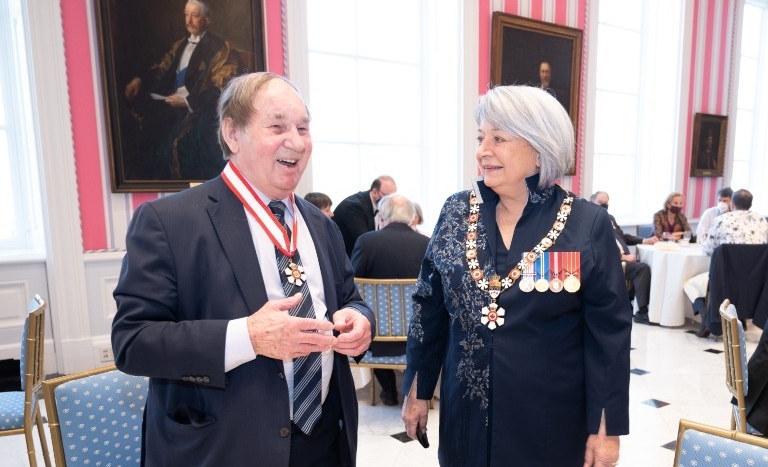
[0,294,52,467]
[719,298,751,432]
[41,364,122,467]
[673,418,768,466]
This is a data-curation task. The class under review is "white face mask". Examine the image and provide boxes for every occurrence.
[717,201,730,214]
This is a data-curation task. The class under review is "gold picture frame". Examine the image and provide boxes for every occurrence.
[690,113,727,177]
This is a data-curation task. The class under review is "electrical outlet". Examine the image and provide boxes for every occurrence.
[99,345,114,362]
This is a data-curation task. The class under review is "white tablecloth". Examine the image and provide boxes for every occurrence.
[636,243,711,326]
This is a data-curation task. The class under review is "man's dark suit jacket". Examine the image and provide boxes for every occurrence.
[333,190,376,256]
[708,244,768,335]
[745,324,768,433]
[351,222,430,356]
[112,177,375,466]
[608,214,644,247]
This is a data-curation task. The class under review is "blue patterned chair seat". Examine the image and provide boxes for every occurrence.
[356,351,407,367]
[42,366,148,467]
[674,419,768,466]
[0,391,25,430]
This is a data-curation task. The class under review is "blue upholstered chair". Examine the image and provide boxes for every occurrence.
[0,294,52,467]
[673,418,768,466]
[350,278,417,405]
[42,365,148,467]
[720,300,762,434]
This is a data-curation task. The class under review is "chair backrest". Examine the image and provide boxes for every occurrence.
[354,278,417,342]
[673,419,768,466]
[708,243,768,334]
[636,224,654,239]
[720,299,750,432]
[42,365,149,467]
[20,294,46,394]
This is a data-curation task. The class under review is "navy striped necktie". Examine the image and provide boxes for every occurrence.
[268,200,322,435]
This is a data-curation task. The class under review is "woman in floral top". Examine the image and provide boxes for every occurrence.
[401,86,631,467]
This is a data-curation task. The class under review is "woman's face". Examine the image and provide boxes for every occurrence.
[476,120,539,193]
[668,195,684,210]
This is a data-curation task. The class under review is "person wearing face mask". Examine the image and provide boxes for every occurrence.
[695,187,733,242]
[684,189,768,337]
[590,192,657,324]
[652,192,691,240]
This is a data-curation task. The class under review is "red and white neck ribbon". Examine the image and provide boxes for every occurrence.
[221,162,298,257]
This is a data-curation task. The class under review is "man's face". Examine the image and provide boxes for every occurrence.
[223,79,312,200]
[539,62,551,86]
[705,135,714,149]
[372,180,397,203]
[718,195,731,205]
[185,4,209,36]
[592,193,609,208]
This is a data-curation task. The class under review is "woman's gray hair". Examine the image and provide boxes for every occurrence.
[475,85,575,189]
[378,194,416,225]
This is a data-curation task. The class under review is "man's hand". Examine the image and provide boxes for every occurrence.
[246,293,336,360]
[620,254,636,263]
[165,94,188,109]
[642,236,659,245]
[124,77,141,101]
[330,308,372,357]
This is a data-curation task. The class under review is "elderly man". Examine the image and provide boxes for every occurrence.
[685,189,768,337]
[113,72,374,466]
[350,194,429,405]
[124,0,241,181]
[590,191,657,324]
[333,175,397,256]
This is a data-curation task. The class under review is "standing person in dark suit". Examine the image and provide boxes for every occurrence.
[590,191,657,325]
[124,0,240,181]
[333,176,397,256]
[350,194,430,406]
[744,323,768,433]
[112,72,374,467]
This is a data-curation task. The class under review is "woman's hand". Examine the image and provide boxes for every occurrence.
[583,412,620,467]
[401,378,430,440]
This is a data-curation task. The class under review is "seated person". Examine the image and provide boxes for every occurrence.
[653,192,691,240]
[350,195,429,405]
[304,191,334,218]
[591,191,657,324]
[696,187,732,242]
[684,189,768,337]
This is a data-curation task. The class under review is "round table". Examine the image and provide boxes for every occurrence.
[636,243,711,326]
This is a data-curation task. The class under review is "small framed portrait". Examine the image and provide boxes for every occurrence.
[690,113,727,177]
[94,0,265,192]
[490,13,582,175]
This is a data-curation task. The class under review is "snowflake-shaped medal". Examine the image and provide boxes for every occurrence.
[481,302,505,330]
[284,262,306,287]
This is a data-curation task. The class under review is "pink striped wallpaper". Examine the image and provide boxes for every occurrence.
[684,0,735,218]
[61,0,738,251]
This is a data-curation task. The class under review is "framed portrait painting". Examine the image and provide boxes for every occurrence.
[490,13,582,175]
[690,113,727,177]
[94,0,265,192]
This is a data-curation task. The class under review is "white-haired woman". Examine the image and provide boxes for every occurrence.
[402,86,630,466]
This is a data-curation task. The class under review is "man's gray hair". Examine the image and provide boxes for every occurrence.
[186,0,211,19]
[475,85,575,189]
[378,195,415,225]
